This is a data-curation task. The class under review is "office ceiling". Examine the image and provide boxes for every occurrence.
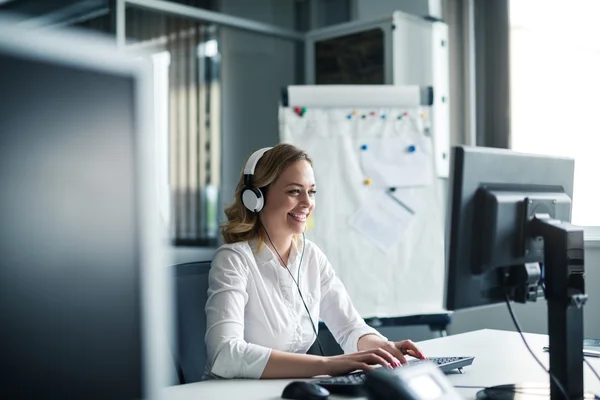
[0,0,102,16]
[0,0,217,29]
[0,0,107,26]
[0,0,215,21]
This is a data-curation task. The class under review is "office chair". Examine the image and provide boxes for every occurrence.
[173,261,212,384]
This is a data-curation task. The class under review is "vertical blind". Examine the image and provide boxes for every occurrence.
[77,2,221,246]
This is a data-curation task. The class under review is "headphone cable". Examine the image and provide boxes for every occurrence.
[263,228,325,357]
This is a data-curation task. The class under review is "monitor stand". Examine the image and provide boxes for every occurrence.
[483,215,592,400]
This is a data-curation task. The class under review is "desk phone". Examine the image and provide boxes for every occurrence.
[363,361,463,400]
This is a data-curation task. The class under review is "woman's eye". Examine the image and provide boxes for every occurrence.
[309,190,317,195]
[288,189,300,194]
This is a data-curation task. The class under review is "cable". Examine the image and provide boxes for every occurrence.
[453,385,487,389]
[453,385,553,396]
[264,228,325,356]
[584,358,600,383]
[504,293,570,400]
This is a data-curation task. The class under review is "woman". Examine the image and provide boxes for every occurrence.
[204,143,426,379]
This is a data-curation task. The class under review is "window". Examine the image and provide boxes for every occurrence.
[510,0,600,226]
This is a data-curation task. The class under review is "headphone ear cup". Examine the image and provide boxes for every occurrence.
[242,187,264,212]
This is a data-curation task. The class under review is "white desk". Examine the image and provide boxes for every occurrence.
[163,329,600,400]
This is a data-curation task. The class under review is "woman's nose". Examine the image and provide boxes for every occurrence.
[299,191,311,205]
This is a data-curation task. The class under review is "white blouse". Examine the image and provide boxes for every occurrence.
[204,237,386,379]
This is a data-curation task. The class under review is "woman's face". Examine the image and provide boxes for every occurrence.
[260,160,316,238]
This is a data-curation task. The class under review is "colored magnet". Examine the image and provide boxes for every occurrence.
[403,112,409,116]
[361,115,366,119]
[381,114,386,119]
[347,114,352,119]
[361,144,368,150]
[293,107,306,117]
[421,112,428,119]
[364,178,372,185]
[352,110,358,116]
[397,115,403,120]
[407,145,416,153]
[370,111,376,116]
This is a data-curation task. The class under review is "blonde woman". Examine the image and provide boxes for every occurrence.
[204,143,425,379]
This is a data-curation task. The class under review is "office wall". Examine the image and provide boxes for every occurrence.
[219,0,297,219]
[170,0,298,264]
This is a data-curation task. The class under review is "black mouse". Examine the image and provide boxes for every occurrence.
[281,381,330,400]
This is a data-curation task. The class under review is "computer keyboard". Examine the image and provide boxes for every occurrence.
[314,356,475,396]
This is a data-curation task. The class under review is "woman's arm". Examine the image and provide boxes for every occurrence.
[261,350,326,378]
[205,248,273,379]
[262,348,398,378]
[358,333,426,365]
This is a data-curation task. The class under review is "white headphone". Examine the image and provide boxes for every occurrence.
[241,147,272,212]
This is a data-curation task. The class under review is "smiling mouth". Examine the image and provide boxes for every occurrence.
[288,212,307,222]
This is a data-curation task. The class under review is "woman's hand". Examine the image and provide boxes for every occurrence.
[322,348,398,376]
[357,334,427,366]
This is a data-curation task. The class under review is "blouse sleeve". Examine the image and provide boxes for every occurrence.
[204,247,272,378]
[317,251,387,354]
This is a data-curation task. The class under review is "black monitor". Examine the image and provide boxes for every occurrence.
[0,18,170,399]
[445,146,588,400]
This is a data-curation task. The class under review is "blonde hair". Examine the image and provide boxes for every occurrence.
[221,143,313,245]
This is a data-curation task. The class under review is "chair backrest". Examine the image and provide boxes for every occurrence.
[173,261,211,384]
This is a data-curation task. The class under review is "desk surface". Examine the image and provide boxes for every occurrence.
[163,329,600,400]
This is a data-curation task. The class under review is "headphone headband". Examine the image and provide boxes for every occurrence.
[244,147,272,176]
[241,147,272,213]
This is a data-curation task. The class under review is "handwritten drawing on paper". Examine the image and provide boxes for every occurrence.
[347,190,414,254]
[359,136,433,188]
[388,187,425,215]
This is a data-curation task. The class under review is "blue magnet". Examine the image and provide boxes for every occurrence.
[407,145,416,153]
[381,114,386,119]
[361,144,368,150]
[347,114,352,119]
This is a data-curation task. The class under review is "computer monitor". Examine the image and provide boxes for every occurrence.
[445,145,587,400]
[0,18,170,399]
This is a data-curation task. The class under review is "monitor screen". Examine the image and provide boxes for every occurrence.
[0,20,168,399]
[445,146,575,310]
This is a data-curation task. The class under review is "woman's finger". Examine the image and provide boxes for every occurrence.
[404,348,426,359]
[382,343,407,365]
[398,340,426,359]
[358,362,374,372]
[370,347,396,365]
[363,353,391,369]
